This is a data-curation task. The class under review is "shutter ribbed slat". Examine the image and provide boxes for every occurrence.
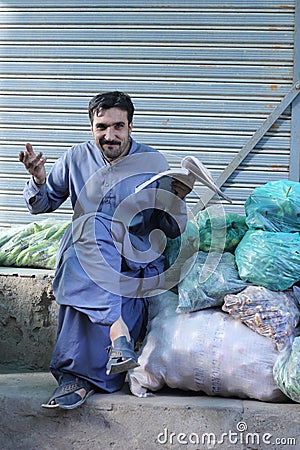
[0,11,295,26]
[0,45,294,63]
[0,0,295,7]
[1,29,294,45]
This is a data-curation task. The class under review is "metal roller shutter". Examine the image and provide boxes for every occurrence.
[0,0,298,226]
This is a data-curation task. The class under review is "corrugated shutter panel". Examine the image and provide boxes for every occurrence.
[0,0,296,226]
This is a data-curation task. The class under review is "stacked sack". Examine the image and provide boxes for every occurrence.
[129,182,300,402]
[176,206,248,312]
[233,180,300,402]
[128,290,286,402]
[235,179,300,290]
[273,288,300,403]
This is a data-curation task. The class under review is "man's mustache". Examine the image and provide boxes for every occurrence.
[99,138,121,146]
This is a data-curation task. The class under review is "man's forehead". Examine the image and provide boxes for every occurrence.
[94,107,128,121]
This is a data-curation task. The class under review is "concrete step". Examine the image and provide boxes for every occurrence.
[0,372,299,450]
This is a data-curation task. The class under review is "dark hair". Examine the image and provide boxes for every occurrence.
[88,91,135,124]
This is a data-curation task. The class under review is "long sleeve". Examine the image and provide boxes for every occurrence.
[150,203,187,239]
[23,153,70,215]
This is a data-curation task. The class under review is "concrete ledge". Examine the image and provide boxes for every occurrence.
[0,268,57,371]
[0,372,299,450]
[0,267,55,277]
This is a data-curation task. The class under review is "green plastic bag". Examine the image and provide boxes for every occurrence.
[273,337,300,403]
[245,179,300,232]
[177,251,248,312]
[0,219,70,269]
[196,207,248,253]
[235,229,300,291]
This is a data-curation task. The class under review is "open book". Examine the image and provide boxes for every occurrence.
[135,155,232,202]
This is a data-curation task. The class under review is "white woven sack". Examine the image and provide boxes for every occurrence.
[129,291,286,402]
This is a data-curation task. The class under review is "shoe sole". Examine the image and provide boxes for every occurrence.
[41,389,95,410]
[106,358,140,375]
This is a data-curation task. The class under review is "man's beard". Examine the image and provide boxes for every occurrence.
[99,137,130,161]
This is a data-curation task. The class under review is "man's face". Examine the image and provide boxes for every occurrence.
[91,107,132,162]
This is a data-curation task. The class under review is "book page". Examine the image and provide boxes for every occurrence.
[135,156,231,203]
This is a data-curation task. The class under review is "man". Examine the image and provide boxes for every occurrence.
[19,91,190,409]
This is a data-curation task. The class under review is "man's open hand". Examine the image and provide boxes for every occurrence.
[19,143,47,185]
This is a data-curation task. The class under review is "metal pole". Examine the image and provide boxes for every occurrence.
[290,0,300,181]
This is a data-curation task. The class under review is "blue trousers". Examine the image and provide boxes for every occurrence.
[50,296,148,392]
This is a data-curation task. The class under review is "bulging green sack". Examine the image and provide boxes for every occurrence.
[196,207,248,253]
[273,336,300,403]
[178,251,247,312]
[245,179,300,232]
[235,229,300,291]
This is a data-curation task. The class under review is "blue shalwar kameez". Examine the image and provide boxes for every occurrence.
[23,139,186,392]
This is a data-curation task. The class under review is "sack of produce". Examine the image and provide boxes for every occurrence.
[0,225,27,248]
[0,219,70,269]
[235,229,300,291]
[177,251,247,312]
[128,291,286,402]
[196,206,248,253]
[222,286,300,351]
[273,336,300,402]
[245,179,300,232]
